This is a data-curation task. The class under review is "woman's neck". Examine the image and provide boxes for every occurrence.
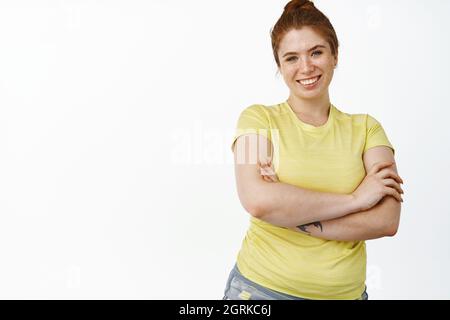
[287,93,331,119]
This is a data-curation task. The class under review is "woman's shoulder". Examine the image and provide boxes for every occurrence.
[239,102,287,117]
[332,104,369,125]
[333,105,388,134]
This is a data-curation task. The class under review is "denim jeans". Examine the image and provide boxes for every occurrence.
[222,263,368,300]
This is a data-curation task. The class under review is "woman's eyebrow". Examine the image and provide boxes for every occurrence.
[282,45,326,57]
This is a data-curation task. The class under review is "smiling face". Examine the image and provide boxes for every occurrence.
[278,27,337,101]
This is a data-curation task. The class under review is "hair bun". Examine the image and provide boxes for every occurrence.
[284,0,314,13]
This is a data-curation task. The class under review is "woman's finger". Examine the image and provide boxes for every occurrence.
[260,164,273,175]
[378,169,403,184]
[267,174,279,182]
[266,172,278,182]
[385,187,403,202]
[261,169,278,182]
[260,162,279,182]
[369,161,395,175]
[262,175,275,182]
[383,178,404,194]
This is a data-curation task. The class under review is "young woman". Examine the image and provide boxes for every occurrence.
[223,0,404,300]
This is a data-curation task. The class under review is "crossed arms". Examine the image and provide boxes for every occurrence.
[233,134,404,241]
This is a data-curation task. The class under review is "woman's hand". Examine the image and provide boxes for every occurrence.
[352,161,404,211]
[259,160,404,212]
[259,162,279,183]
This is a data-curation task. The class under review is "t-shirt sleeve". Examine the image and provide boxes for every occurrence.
[364,114,395,155]
[230,104,272,152]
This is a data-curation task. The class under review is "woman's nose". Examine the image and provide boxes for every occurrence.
[299,57,314,73]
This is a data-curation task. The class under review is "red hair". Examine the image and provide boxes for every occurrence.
[270,0,339,68]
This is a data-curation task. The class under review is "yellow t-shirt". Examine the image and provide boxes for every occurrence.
[231,101,394,300]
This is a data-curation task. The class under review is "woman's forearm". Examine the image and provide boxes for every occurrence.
[253,180,361,227]
[290,196,401,241]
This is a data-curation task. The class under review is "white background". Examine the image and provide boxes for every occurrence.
[0,0,449,299]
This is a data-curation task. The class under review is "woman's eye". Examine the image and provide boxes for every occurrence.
[286,51,322,62]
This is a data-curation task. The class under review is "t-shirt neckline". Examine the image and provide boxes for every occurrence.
[283,100,335,132]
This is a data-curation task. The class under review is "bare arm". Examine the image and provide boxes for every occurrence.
[235,134,375,227]
[247,177,360,227]
[266,146,403,241]
[293,195,401,241]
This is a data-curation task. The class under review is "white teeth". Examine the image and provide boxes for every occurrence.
[298,76,320,86]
